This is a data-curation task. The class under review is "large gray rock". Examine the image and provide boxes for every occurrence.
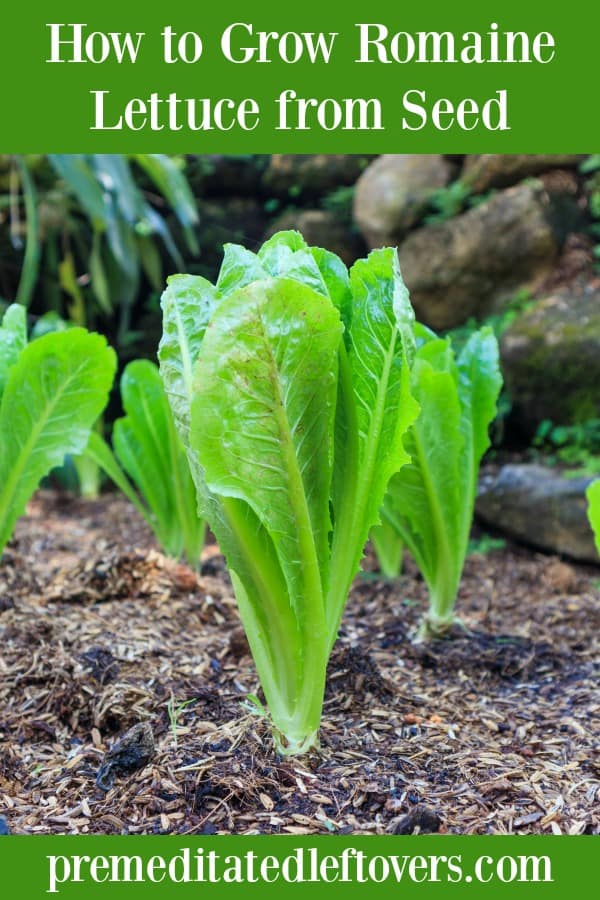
[264,209,364,266]
[262,155,373,197]
[398,183,567,330]
[354,154,454,247]
[462,154,585,193]
[501,283,600,434]
[476,464,599,563]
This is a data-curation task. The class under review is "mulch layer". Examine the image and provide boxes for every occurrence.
[1,492,598,835]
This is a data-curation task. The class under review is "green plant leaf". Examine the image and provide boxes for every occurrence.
[587,479,600,555]
[326,249,418,640]
[159,267,302,731]
[190,277,341,751]
[217,243,268,296]
[0,329,116,555]
[192,278,341,598]
[112,359,204,563]
[158,274,220,446]
[133,154,199,254]
[158,233,419,753]
[381,326,502,637]
[14,158,40,308]
[0,304,27,398]
[84,431,150,523]
[371,516,403,580]
[48,155,107,227]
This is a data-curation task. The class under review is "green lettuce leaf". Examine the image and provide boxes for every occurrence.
[586,480,600,555]
[0,329,116,555]
[191,278,341,752]
[0,304,27,399]
[381,326,502,637]
[113,360,204,564]
[326,248,419,642]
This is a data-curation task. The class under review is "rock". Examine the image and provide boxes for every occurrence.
[354,154,454,247]
[398,183,570,330]
[476,464,599,563]
[264,209,364,266]
[462,154,585,193]
[501,283,600,433]
[96,722,156,792]
[392,806,442,835]
[262,155,373,197]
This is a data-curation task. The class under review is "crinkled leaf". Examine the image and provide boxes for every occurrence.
[191,278,341,606]
[0,329,116,555]
[258,230,310,273]
[328,248,418,614]
[458,327,503,468]
[158,270,296,647]
[382,339,463,590]
[217,244,267,296]
[310,246,353,330]
[158,274,220,446]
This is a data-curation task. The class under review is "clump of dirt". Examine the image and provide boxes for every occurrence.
[0,493,598,836]
[96,723,156,791]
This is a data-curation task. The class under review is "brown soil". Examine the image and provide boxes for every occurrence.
[0,492,598,835]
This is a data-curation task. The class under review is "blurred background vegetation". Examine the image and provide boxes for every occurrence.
[1,152,598,446]
[2,152,599,559]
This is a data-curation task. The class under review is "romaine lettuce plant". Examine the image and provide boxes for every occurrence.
[380,325,502,640]
[586,480,600,554]
[0,304,116,557]
[158,231,418,754]
[371,519,403,579]
[85,360,205,565]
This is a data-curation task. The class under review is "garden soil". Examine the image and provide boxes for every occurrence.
[1,493,598,835]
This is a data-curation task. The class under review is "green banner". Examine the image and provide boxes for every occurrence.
[0,835,596,897]
[1,0,598,151]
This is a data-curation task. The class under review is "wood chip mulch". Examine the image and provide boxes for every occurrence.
[0,492,598,836]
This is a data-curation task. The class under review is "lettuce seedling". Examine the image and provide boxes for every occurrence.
[587,480,600,555]
[85,360,205,565]
[159,231,418,754]
[380,325,502,640]
[0,304,116,557]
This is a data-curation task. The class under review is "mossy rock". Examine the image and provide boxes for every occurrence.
[398,183,571,330]
[462,154,586,193]
[353,154,455,247]
[476,464,599,563]
[501,284,600,435]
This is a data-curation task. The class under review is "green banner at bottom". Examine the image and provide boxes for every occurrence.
[0,835,595,897]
